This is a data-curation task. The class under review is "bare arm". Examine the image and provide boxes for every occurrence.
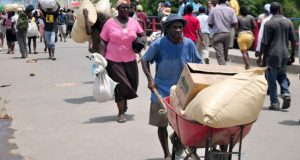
[141,59,156,90]
[289,41,296,64]
[197,28,204,45]
[137,32,146,42]
[99,38,107,56]
[83,9,92,35]
[251,19,257,30]
[55,0,61,12]
[232,22,238,30]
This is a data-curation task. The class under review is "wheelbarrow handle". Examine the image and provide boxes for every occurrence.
[152,88,167,115]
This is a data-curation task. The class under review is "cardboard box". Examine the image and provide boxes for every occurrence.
[176,63,244,108]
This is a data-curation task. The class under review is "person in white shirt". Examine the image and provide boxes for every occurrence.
[197,6,210,64]
[255,4,272,65]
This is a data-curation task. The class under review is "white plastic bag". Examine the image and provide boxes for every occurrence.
[27,21,39,37]
[91,53,117,103]
[39,0,58,11]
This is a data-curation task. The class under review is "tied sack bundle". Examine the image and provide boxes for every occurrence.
[39,0,58,11]
[183,67,268,128]
[76,0,97,28]
[91,53,118,103]
[95,0,111,16]
[71,20,89,43]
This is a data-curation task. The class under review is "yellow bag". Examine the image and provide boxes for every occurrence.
[71,21,89,43]
[183,67,268,128]
[76,0,97,28]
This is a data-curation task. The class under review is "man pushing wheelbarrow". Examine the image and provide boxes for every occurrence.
[141,14,202,160]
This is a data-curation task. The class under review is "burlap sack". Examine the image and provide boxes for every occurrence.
[183,67,268,128]
[76,0,97,28]
[71,21,89,43]
[95,0,111,16]
[4,4,20,12]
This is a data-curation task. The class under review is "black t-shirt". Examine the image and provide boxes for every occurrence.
[42,11,59,32]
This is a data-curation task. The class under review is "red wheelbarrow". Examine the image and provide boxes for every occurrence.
[155,90,254,160]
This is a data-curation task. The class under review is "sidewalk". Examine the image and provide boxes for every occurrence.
[209,48,300,74]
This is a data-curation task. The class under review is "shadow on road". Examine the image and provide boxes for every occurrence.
[82,81,94,84]
[84,114,135,124]
[64,96,95,104]
[261,107,289,112]
[0,120,24,160]
[278,120,300,126]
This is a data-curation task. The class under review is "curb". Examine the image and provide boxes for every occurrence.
[209,49,300,74]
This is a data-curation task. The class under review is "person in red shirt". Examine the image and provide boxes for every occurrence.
[183,4,204,45]
[136,5,148,32]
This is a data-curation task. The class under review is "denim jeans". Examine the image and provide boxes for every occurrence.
[44,31,56,49]
[266,66,290,105]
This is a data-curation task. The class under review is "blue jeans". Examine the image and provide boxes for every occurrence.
[44,31,55,49]
[266,66,290,105]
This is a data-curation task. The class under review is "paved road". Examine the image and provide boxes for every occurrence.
[0,40,299,160]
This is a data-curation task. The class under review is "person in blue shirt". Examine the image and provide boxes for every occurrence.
[178,0,185,16]
[141,14,202,160]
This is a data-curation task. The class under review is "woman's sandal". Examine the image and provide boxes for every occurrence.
[117,114,126,123]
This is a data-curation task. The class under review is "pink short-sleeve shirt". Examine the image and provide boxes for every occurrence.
[100,17,144,62]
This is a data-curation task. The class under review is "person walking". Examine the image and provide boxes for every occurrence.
[182,4,204,45]
[205,0,214,15]
[83,7,110,54]
[258,2,296,111]
[208,0,237,65]
[57,9,67,42]
[141,14,202,160]
[237,6,256,69]
[12,9,29,58]
[197,6,210,64]
[177,0,185,16]
[100,0,146,123]
[27,12,39,54]
[3,11,17,54]
[255,4,272,63]
[228,0,240,49]
[136,5,148,32]
[0,11,6,51]
[66,9,75,38]
[38,1,60,60]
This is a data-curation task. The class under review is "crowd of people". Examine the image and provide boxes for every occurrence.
[0,3,76,59]
[0,0,298,160]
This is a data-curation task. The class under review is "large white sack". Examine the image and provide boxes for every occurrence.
[183,67,268,128]
[76,0,97,28]
[71,20,89,43]
[39,0,58,11]
[95,0,111,16]
[91,53,117,103]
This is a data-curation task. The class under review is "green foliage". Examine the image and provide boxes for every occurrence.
[240,0,300,18]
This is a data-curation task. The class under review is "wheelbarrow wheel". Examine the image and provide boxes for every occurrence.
[170,132,184,156]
